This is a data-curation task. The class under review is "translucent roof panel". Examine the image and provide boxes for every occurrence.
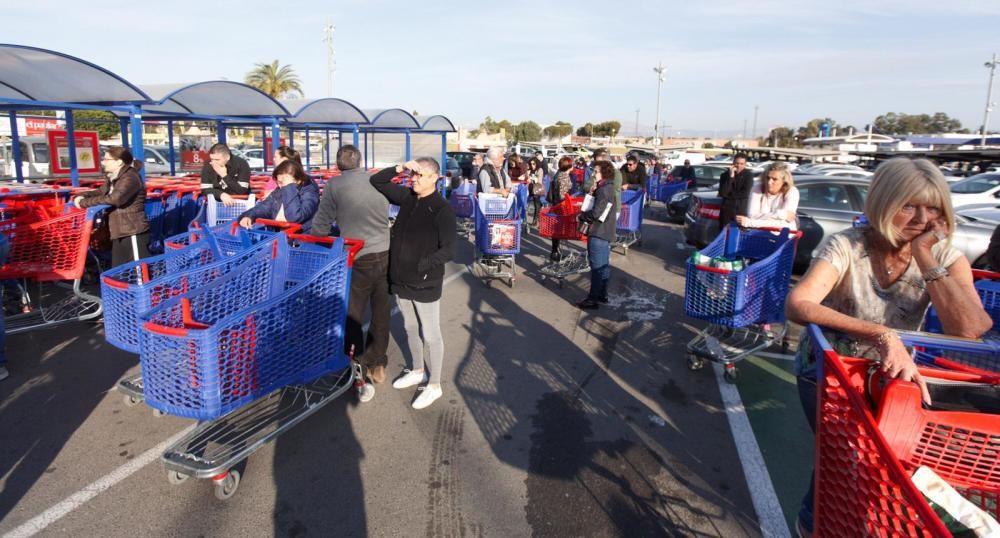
[283,98,369,125]
[0,44,150,104]
[363,109,420,129]
[416,115,456,132]
[140,81,289,117]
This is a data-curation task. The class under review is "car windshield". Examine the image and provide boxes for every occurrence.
[951,173,1000,194]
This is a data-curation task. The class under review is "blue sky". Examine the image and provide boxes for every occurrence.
[7,0,1000,137]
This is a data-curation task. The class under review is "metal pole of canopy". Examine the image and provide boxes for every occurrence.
[262,125,269,171]
[119,117,129,147]
[325,129,330,168]
[270,121,281,166]
[66,109,79,187]
[167,120,176,176]
[364,132,368,170]
[305,126,311,168]
[216,121,227,145]
[440,133,447,196]
[352,125,359,148]
[405,130,411,161]
[8,112,23,182]
[129,105,146,183]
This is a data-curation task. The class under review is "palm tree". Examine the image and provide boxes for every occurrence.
[244,60,304,99]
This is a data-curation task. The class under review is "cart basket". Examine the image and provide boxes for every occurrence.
[616,189,644,232]
[538,196,585,241]
[684,225,800,327]
[0,205,108,281]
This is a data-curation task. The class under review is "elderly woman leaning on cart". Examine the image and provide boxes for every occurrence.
[783,157,992,537]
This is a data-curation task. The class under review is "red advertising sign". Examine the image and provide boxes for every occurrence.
[25,118,62,136]
[263,137,288,166]
[46,130,100,174]
[181,150,209,171]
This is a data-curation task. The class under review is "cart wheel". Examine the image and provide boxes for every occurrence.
[687,355,704,371]
[724,366,738,384]
[509,277,515,288]
[558,279,564,289]
[122,394,140,407]
[214,470,241,500]
[167,470,189,485]
[152,409,165,418]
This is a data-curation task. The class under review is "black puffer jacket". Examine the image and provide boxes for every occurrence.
[77,167,149,239]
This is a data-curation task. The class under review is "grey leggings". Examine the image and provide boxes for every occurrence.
[396,297,443,384]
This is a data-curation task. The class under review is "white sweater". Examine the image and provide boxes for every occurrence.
[744,184,799,230]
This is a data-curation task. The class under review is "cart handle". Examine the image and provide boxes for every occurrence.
[749,227,804,239]
[286,234,365,266]
[972,269,1000,281]
[249,219,302,234]
[691,263,734,275]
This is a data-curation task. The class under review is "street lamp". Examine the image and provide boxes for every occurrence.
[981,53,999,148]
[653,62,667,146]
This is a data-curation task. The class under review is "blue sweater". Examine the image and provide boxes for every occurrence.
[240,181,320,233]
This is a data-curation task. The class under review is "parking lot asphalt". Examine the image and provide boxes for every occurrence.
[0,205,812,537]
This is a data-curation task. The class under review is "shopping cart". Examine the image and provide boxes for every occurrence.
[809,324,1000,537]
[0,203,109,334]
[192,194,256,227]
[449,181,476,239]
[538,196,589,288]
[655,180,691,205]
[684,225,801,381]
[925,270,1000,336]
[613,189,644,255]
[473,193,521,288]
[147,234,364,500]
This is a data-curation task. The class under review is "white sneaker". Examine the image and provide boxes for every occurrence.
[392,369,428,389]
[358,383,375,403]
[0,366,7,381]
[411,384,442,410]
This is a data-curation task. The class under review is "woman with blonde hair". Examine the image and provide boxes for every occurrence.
[735,162,799,230]
[784,157,992,537]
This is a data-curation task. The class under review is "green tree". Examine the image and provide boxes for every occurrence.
[244,60,304,99]
[592,121,621,137]
[72,110,120,140]
[764,126,798,147]
[702,142,715,149]
[513,121,542,142]
[797,117,840,139]
[873,112,964,135]
[497,120,514,142]
[543,121,573,139]
[576,123,594,137]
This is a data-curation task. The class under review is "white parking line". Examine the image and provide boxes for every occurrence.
[713,363,791,538]
[3,425,196,538]
[5,264,472,537]
[756,351,796,362]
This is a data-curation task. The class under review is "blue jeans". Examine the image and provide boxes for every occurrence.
[587,237,610,301]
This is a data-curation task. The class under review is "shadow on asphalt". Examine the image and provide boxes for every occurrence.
[0,323,134,520]
[447,208,760,537]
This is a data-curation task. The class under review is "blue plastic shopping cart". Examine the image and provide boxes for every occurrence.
[473,193,521,287]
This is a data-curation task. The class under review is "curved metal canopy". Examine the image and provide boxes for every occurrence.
[137,81,290,118]
[363,109,420,130]
[415,115,457,132]
[282,98,369,125]
[0,44,150,104]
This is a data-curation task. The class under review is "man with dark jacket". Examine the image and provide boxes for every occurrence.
[620,154,646,190]
[370,158,456,410]
[676,160,696,183]
[200,143,251,205]
[310,145,391,402]
[718,154,753,227]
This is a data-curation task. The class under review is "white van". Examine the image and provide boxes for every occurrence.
[661,151,706,168]
[0,136,51,178]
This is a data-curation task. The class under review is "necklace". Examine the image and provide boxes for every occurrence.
[880,250,911,276]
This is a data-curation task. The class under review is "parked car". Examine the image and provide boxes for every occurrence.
[1,136,51,178]
[661,165,730,222]
[444,156,463,192]
[949,173,1000,208]
[684,175,993,271]
[140,145,181,175]
[447,151,480,179]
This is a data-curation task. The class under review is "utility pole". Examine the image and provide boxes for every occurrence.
[752,105,759,139]
[742,119,747,140]
[634,108,640,138]
[982,52,999,147]
[322,21,336,97]
[653,62,667,146]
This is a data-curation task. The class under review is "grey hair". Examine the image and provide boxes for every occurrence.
[415,157,440,175]
[486,147,505,162]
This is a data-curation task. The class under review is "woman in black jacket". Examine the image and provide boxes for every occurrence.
[370,158,456,410]
[74,147,150,267]
[576,160,618,310]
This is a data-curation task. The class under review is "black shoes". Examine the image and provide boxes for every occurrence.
[576,298,600,310]
[549,251,562,262]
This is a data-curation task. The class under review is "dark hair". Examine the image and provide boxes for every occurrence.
[105,146,142,172]
[595,161,615,181]
[275,145,301,163]
[272,159,311,187]
[209,143,231,156]
[528,158,540,170]
[557,156,574,171]
[734,153,748,162]
[626,155,638,163]
[336,145,362,170]
[592,148,609,159]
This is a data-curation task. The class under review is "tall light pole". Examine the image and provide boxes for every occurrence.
[653,62,667,146]
[634,108,640,138]
[322,21,336,97]
[752,105,759,139]
[982,52,999,148]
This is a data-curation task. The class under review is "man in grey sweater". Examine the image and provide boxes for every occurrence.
[310,145,390,402]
